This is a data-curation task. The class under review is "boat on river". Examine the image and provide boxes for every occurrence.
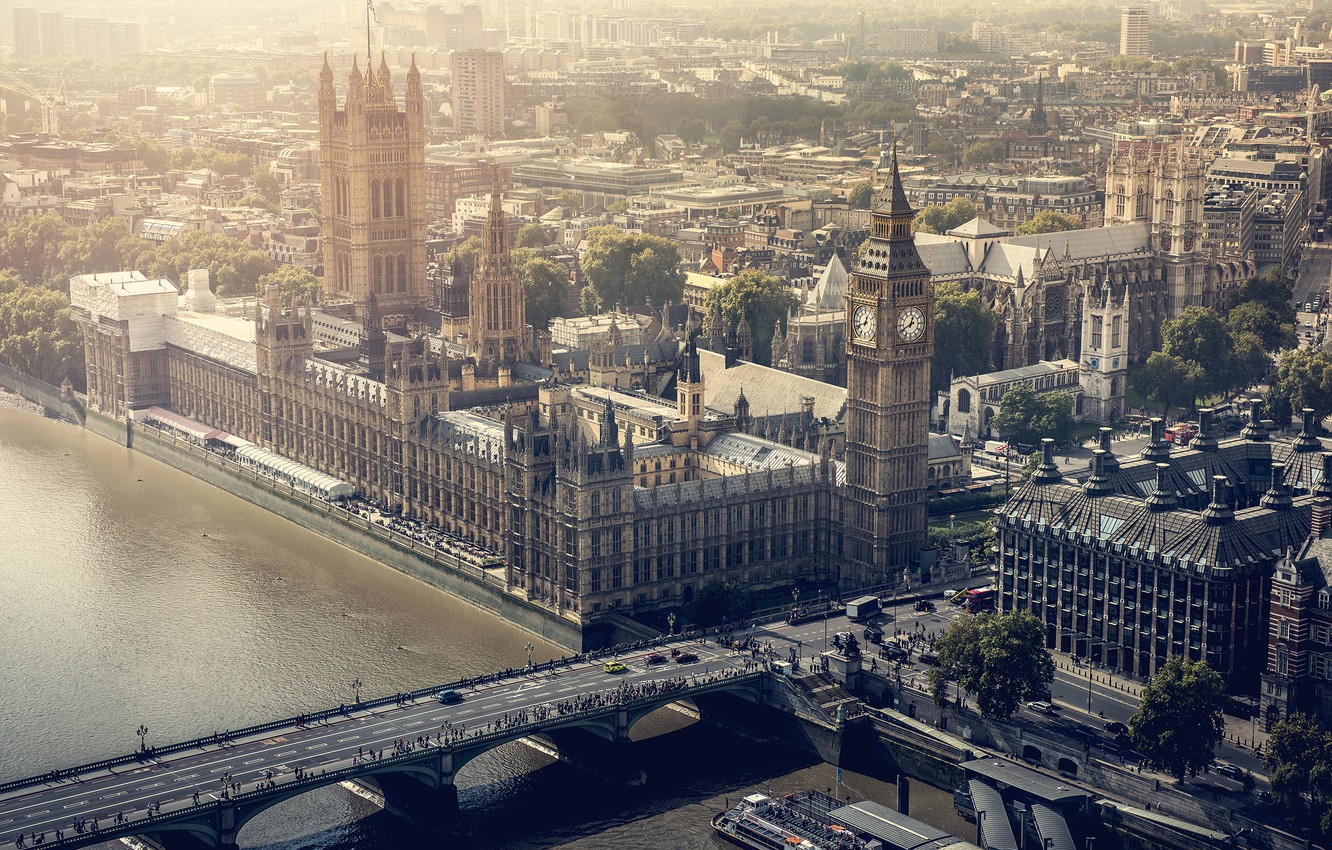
[711,793,869,850]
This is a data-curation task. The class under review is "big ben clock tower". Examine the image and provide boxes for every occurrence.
[843,142,934,589]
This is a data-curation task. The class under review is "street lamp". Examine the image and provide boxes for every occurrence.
[351,677,363,705]
[667,611,677,635]
[136,724,149,753]
[525,642,534,667]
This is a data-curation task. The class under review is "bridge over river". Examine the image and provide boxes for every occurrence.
[0,634,824,850]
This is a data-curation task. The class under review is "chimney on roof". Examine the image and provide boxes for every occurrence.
[1296,408,1324,453]
[1098,427,1120,472]
[1242,399,1268,441]
[1032,437,1062,485]
[1261,461,1294,511]
[1203,475,1235,526]
[1314,496,1332,538]
[1141,417,1171,462]
[1192,408,1218,452]
[1083,450,1114,497]
[1144,462,1177,512]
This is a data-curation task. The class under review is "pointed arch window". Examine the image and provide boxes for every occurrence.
[371,180,381,218]
[396,178,406,217]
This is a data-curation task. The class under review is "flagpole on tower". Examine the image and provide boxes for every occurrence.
[366,0,375,62]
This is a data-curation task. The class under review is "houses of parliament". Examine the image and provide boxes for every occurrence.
[68,56,934,632]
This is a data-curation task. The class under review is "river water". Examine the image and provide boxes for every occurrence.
[0,403,974,849]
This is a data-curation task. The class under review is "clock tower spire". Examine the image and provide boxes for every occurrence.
[843,139,934,589]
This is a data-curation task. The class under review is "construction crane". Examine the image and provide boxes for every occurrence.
[0,68,64,135]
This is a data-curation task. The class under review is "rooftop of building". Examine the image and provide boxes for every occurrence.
[697,348,847,423]
[171,309,257,343]
[71,270,176,296]
[969,359,1079,386]
[998,427,1324,576]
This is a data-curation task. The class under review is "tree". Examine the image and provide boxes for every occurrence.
[926,138,957,164]
[451,237,485,274]
[991,385,1076,446]
[702,269,800,365]
[1161,306,1239,402]
[848,182,873,210]
[962,139,1005,166]
[1132,351,1199,417]
[913,198,977,235]
[1227,299,1296,352]
[521,257,571,331]
[1015,211,1081,235]
[252,169,282,205]
[258,266,322,304]
[141,232,277,297]
[1128,655,1226,780]
[1269,348,1332,421]
[676,117,706,146]
[1232,271,1297,323]
[1264,713,1332,839]
[580,226,684,312]
[516,223,551,249]
[932,282,998,394]
[928,610,1053,720]
[0,271,83,385]
[720,120,746,152]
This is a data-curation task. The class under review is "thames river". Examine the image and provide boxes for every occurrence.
[0,403,972,849]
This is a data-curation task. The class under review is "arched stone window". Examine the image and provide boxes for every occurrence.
[957,388,972,414]
[371,179,381,218]
[396,178,406,217]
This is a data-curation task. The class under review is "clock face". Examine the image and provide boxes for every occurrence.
[853,305,877,341]
[897,306,925,343]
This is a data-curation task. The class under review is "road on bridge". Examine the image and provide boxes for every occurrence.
[0,638,761,848]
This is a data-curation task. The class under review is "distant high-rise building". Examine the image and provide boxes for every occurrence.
[12,8,39,59]
[1120,7,1149,56]
[319,54,428,318]
[450,50,505,138]
[12,9,141,59]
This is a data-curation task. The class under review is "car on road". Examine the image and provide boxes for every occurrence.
[645,653,667,665]
[915,600,936,612]
[919,650,940,666]
[1025,700,1056,714]
[878,644,906,661]
[1215,763,1244,780]
[674,651,700,664]
[436,689,464,704]
[603,661,629,674]
[863,625,883,644]
[1103,720,1129,736]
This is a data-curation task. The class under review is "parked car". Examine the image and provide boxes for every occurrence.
[1025,700,1056,715]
